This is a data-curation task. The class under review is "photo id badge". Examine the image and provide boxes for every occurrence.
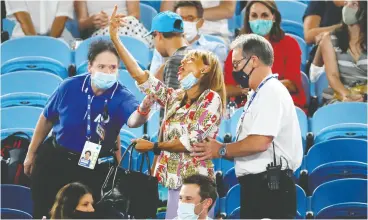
[96,122,106,141]
[78,141,101,170]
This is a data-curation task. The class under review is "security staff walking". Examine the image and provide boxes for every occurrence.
[23,40,151,218]
[192,34,303,219]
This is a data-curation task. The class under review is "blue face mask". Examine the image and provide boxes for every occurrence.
[249,19,273,36]
[180,73,199,90]
[91,71,117,90]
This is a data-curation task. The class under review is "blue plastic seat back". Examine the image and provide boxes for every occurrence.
[287,34,308,68]
[75,36,151,74]
[311,179,368,218]
[1,106,43,129]
[226,184,240,215]
[1,71,62,96]
[141,1,161,13]
[118,70,146,102]
[216,119,228,142]
[300,71,310,105]
[311,102,368,134]
[307,139,368,191]
[315,123,368,144]
[1,36,71,78]
[220,158,235,175]
[136,151,154,173]
[0,184,33,215]
[2,18,16,36]
[1,208,32,219]
[223,167,238,194]
[296,106,308,152]
[140,4,158,30]
[275,0,307,24]
[230,109,243,142]
[281,20,304,39]
[296,185,307,219]
[314,72,328,104]
[156,211,166,219]
[307,139,368,173]
[229,207,240,219]
[1,92,49,108]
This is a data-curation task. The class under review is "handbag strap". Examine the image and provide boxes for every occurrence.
[139,152,152,175]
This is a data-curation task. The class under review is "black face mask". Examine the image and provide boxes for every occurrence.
[232,57,254,88]
[71,210,97,219]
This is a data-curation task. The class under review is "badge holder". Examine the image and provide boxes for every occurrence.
[78,141,102,170]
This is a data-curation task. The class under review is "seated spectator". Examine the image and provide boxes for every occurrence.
[75,0,153,48]
[303,0,344,81]
[320,0,367,104]
[224,0,306,110]
[160,0,236,41]
[5,0,74,42]
[176,174,218,220]
[150,1,228,74]
[50,182,95,219]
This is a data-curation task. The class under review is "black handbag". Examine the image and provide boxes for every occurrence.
[98,143,159,219]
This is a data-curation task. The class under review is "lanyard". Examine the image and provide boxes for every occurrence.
[235,74,278,141]
[86,94,108,140]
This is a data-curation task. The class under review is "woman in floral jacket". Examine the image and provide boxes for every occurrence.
[110,6,226,218]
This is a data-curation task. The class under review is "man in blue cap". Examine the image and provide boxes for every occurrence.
[145,11,188,89]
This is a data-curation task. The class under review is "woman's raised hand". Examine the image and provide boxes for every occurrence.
[109,5,126,40]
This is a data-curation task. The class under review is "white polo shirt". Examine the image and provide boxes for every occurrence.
[234,74,303,177]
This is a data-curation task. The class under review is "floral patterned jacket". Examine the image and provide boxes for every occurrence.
[138,74,223,189]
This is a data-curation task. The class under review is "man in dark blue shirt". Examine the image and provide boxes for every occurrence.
[23,39,152,218]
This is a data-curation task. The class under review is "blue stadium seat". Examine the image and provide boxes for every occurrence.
[228,15,237,33]
[1,36,71,78]
[311,179,367,219]
[1,106,42,129]
[296,107,308,153]
[2,18,15,36]
[314,123,367,144]
[141,1,161,13]
[225,184,240,216]
[1,208,32,219]
[229,207,240,219]
[230,109,243,142]
[301,71,310,106]
[203,34,227,46]
[313,71,328,105]
[311,102,368,134]
[306,139,368,192]
[223,167,238,194]
[296,185,307,219]
[1,92,49,108]
[156,211,166,219]
[0,128,35,140]
[216,119,228,143]
[0,71,62,96]
[275,0,307,24]
[287,34,308,71]
[281,20,304,39]
[118,70,145,102]
[65,18,81,38]
[220,158,234,175]
[75,36,151,74]
[147,110,160,139]
[140,4,158,31]
[0,184,33,215]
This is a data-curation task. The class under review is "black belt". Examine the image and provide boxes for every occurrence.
[238,169,294,182]
[51,138,114,161]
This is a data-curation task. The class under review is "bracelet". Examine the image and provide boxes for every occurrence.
[137,106,150,116]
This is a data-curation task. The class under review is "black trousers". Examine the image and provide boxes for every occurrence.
[238,170,296,219]
[30,138,112,219]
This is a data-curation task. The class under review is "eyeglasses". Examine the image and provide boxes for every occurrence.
[232,57,247,70]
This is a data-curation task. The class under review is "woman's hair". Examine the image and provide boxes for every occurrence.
[87,39,119,64]
[241,0,285,42]
[335,1,367,53]
[50,182,92,219]
[182,50,226,111]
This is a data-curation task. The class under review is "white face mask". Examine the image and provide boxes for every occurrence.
[177,201,205,220]
[183,21,198,42]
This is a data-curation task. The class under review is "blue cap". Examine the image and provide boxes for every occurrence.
[145,11,184,37]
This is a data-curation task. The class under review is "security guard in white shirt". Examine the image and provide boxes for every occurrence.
[192,34,303,219]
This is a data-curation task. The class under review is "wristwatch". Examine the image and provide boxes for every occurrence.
[153,142,161,155]
[218,144,227,157]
